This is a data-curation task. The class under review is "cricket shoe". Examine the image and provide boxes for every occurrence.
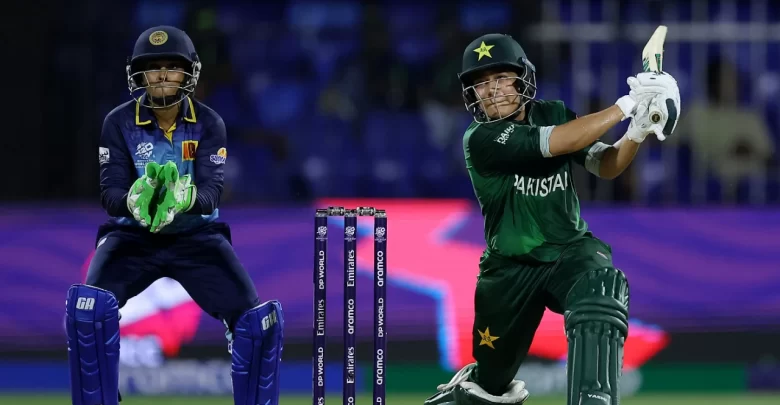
[423,362,477,405]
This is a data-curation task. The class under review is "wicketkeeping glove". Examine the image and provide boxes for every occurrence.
[150,161,197,233]
[126,162,163,227]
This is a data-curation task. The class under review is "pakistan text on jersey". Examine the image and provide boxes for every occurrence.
[513,172,569,197]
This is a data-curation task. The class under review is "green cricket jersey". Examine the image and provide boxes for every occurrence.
[463,99,612,263]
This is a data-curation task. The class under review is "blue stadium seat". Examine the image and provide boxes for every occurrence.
[135,0,185,30]
[250,79,313,130]
[225,140,274,199]
[459,2,510,33]
[203,85,243,130]
[705,172,723,203]
[764,102,780,144]
[383,5,441,66]
[675,43,694,104]
[309,34,361,86]
[230,33,311,80]
[286,1,362,33]
[675,143,693,204]
[362,111,426,158]
[385,5,438,37]
[230,37,273,77]
[767,174,780,203]
[266,34,309,69]
[361,110,430,197]
[771,1,780,22]
[619,2,651,23]
[216,3,285,35]
[295,116,361,197]
[395,36,442,66]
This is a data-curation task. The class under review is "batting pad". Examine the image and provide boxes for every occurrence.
[564,268,629,405]
[66,284,121,405]
[232,300,285,405]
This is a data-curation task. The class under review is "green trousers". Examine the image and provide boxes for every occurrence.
[471,236,614,395]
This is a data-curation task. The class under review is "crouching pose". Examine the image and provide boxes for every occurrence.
[66,25,285,405]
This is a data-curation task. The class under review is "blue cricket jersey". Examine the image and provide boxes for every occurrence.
[98,96,227,234]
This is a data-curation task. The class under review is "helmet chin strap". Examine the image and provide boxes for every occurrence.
[478,98,525,123]
[505,107,523,122]
[506,100,529,122]
[148,90,184,109]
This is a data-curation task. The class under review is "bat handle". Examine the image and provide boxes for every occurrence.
[649,106,663,124]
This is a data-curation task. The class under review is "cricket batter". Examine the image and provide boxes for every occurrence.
[65,26,284,405]
[424,34,680,405]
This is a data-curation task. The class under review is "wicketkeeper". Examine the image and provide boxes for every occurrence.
[66,25,284,405]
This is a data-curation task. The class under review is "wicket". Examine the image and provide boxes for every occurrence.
[313,206,387,405]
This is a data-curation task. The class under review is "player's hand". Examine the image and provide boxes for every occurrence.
[627,94,669,143]
[623,72,681,138]
[645,86,681,141]
[614,95,637,121]
[150,161,197,233]
[627,72,678,103]
[126,162,163,227]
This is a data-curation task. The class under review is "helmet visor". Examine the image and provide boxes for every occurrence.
[462,68,537,123]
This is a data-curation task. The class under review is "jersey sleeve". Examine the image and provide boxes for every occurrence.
[98,115,134,218]
[467,121,555,174]
[571,141,612,177]
[189,117,226,215]
[562,105,613,178]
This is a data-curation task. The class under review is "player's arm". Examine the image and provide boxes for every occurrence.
[98,115,134,218]
[597,136,641,179]
[547,104,627,157]
[565,107,640,180]
[570,138,639,180]
[468,123,555,174]
[598,90,679,179]
[553,72,682,159]
[190,117,227,215]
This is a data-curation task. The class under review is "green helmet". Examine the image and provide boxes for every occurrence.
[458,33,537,123]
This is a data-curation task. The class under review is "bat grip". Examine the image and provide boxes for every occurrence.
[649,106,663,124]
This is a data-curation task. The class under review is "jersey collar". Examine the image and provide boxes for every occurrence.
[135,95,197,126]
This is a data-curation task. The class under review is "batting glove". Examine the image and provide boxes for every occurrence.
[627,94,672,143]
[127,162,163,227]
[150,161,197,233]
[647,85,681,141]
[627,72,679,103]
[614,95,637,121]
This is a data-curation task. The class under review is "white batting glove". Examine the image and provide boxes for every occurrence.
[614,95,637,121]
[625,72,681,141]
[647,87,681,141]
[626,95,666,143]
[627,72,678,103]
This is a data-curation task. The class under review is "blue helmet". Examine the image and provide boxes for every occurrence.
[126,25,202,109]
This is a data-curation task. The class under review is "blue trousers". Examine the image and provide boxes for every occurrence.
[86,223,260,330]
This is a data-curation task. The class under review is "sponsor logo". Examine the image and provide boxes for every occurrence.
[209,147,227,165]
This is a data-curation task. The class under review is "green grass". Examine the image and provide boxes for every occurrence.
[5,393,780,405]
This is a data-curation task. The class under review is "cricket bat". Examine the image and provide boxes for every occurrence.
[642,25,667,123]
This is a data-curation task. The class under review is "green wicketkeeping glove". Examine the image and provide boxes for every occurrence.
[126,162,163,227]
[150,161,197,233]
